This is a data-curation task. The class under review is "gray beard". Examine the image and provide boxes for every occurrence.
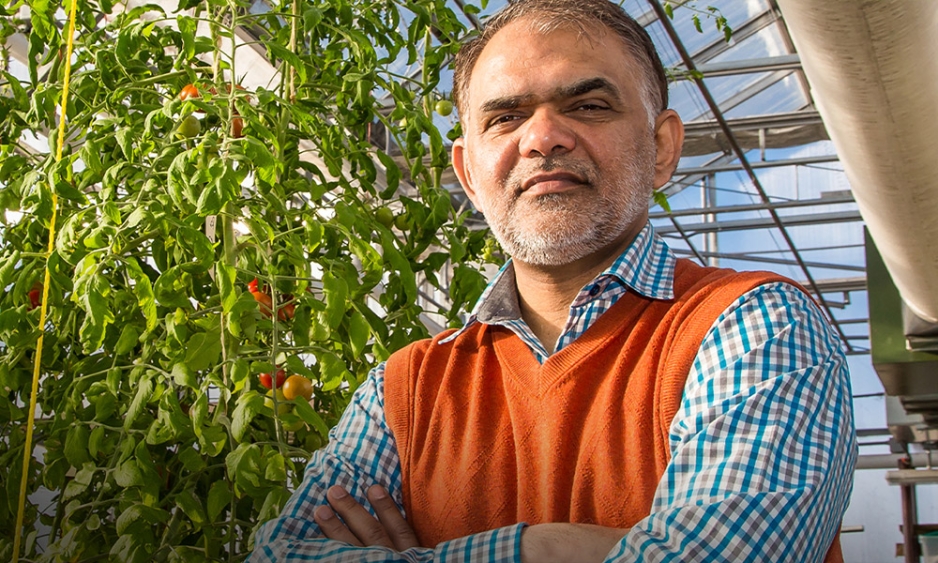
[483,154,654,267]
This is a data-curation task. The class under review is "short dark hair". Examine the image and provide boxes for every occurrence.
[452,0,669,123]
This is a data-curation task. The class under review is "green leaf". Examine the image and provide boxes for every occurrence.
[380,231,417,303]
[231,359,249,386]
[267,42,307,83]
[29,0,55,40]
[64,425,90,467]
[348,308,370,358]
[292,397,329,438]
[0,250,20,290]
[216,261,237,313]
[177,15,197,59]
[189,392,208,430]
[178,447,205,473]
[172,362,197,389]
[318,351,351,393]
[257,487,291,522]
[206,480,230,521]
[124,375,153,430]
[175,488,206,526]
[264,451,287,482]
[322,271,348,330]
[114,325,139,355]
[225,442,262,491]
[113,459,144,488]
[231,391,265,443]
[116,503,169,536]
[89,425,106,457]
[664,2,674,19]
[653,190,671,213]
[184,328,222,372]
[376,151,401,199]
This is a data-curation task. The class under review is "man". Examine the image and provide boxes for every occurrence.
[250,1,856,561]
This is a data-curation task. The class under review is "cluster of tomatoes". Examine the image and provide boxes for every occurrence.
[247,278,295,321]
[258,368,313,401]
[177,83,246,139]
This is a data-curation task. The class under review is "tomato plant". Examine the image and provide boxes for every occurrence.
[0,0,496,561]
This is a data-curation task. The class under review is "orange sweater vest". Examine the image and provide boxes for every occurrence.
[384,259,842,562]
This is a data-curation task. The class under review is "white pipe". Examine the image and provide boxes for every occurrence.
[855,453,933,471]
[776,0,938,322]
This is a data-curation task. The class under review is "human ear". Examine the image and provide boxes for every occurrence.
[651,109,685,189]
[452,137,485,214]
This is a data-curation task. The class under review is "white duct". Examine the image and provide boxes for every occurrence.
[775,0,938,322]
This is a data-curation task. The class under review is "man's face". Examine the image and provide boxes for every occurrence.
[452,19,675,267]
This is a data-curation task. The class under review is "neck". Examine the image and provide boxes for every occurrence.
[512,223,644,354]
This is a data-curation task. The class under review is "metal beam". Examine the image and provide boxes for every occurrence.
[655,210,862,234]
[672,249,864,272]
[683,110,824,134]
[649,192,854,219]
[680,54,803,78]
[673,154,839,177]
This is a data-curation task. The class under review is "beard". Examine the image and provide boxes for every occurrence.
[478,142,656,267]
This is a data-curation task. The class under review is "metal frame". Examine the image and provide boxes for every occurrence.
[647,0,855,351]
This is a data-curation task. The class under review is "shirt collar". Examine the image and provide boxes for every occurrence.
[441,222,676,343]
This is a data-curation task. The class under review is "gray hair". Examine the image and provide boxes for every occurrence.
[452,0,668,124]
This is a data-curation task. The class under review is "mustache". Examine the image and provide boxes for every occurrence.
[507,156,597,193]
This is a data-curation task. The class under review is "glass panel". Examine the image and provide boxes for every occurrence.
[723,73,806,117]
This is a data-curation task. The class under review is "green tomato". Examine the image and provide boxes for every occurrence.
[375,207,395,228]
[177,115,201,138]
[394,212,410,231]
[435,100,454,117]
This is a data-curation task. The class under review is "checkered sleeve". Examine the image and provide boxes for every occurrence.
[248,363,525,563]
[605,282,857,563]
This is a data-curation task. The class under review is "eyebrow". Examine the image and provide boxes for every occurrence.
[557,77,622,101]
[477,77,622,115]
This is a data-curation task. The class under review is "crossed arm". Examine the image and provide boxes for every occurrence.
[248,283,857,563]
[314,482,627,563]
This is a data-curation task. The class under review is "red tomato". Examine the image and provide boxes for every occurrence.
[277,298,295,321]
[231,115,244,139]
[259,369,286,389]
[28,283,42,310]
[248,278,260,293]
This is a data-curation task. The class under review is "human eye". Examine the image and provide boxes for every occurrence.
[484,113,523,130]
[572,101,610,112]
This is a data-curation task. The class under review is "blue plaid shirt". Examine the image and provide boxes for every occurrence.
[250,223,857,563]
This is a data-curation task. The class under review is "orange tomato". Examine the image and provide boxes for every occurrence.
[282,375,313,401]
[179,83,200,101]
[251,290,274,317]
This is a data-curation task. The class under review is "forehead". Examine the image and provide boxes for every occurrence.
[464,18,644,117]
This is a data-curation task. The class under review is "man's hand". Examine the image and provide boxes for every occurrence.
[521,523,629,563]
[313,485,420,551]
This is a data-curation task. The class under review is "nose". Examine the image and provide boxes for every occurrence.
[517,109,576,157]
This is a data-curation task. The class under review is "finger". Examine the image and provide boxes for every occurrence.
[367,485,420,551]
[313,504,362,546]
[326,485,395,549]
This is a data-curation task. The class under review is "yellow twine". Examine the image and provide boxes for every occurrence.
[12,0,78,559]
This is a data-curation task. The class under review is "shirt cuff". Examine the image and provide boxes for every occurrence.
[432,523,526,563]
